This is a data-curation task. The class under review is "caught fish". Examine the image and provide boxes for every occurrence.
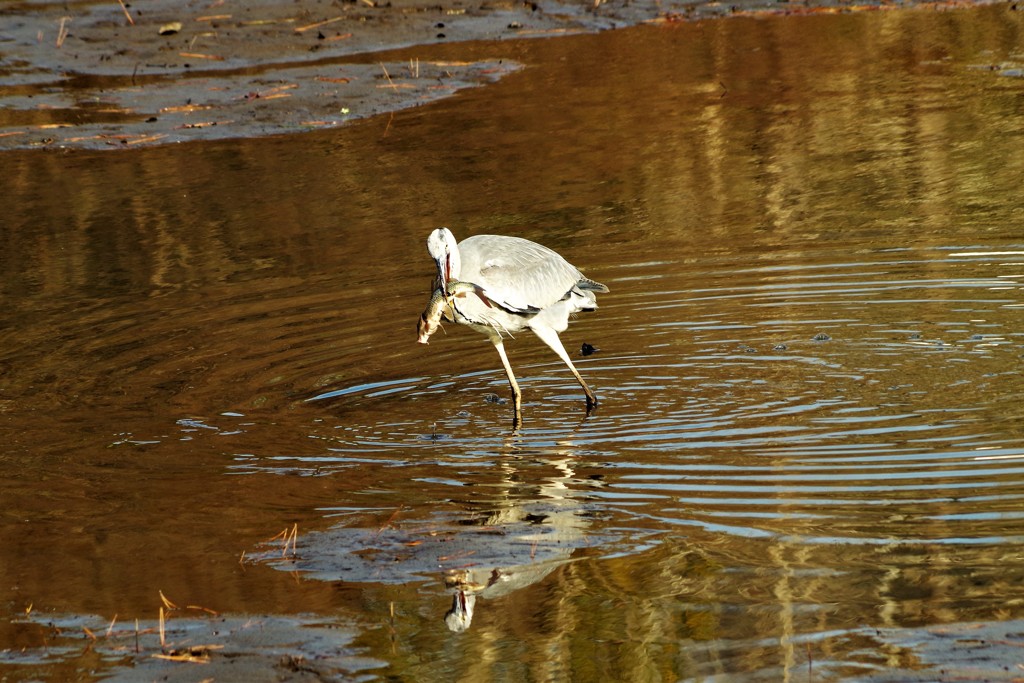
[417,280,490,344]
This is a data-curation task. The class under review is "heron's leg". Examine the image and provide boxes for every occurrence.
[530,326,598,412]
[491,338,523,428]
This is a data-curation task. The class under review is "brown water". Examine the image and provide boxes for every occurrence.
[3,4,1024,681]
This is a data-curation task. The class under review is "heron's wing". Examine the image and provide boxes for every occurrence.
[459,236,584,313]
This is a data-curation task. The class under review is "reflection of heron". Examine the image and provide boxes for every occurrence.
[444,562,565,632]
[442,453,594,633]
[417,227,609,427]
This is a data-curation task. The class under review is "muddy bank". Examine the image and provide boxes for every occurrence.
[5,611,382,682]
[0,0,999,149]
[0,0,538,149]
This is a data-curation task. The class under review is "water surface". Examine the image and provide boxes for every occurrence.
[2,4,1024,680]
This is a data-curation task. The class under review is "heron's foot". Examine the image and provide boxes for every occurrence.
[585,394,599,415]
[511,395,523,431]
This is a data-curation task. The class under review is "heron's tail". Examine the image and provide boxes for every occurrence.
[577,277,609,293]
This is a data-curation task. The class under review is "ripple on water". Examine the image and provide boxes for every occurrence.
[241,246,1024,560]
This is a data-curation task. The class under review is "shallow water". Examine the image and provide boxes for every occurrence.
[2,4,1024,681]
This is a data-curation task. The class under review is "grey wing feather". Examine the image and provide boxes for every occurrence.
[458,235,595,312]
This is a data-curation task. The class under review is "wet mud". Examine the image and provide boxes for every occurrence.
[4,612,381,682]
[862,621,1024,682]
[0,0,1002,149]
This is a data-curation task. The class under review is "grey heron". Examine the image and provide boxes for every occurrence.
[417,227,608,427]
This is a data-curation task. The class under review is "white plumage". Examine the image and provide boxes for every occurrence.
[417,227,608,427]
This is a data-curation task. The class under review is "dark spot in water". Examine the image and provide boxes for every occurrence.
[773,343,788,351]
[581,342,597,356]
[420,431,450,441]
[812,332,832,342]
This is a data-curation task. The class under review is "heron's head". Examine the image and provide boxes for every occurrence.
[426,227,460,289]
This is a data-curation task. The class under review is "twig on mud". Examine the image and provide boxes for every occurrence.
[158,607,166,649]
[375,505,403,536]
[295,16,346,33]
[105,615,118,638]
[380,63,399,92]
[159,590,179,611]
[123,134,168,145]
[263,524,298,557]
[241,84,298,102]
[186,604,220,616]
[437,550,477,562]
[178,52,225,61]
[265,528,289,543]
[387,602,397,653]
[56,17,71,48]
[116,0,135,25]
[283,522,299,557]
[160,103,214,113]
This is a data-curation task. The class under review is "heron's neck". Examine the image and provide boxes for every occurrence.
[446,245,461,281]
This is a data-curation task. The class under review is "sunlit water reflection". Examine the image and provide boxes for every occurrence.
[236,245,1024,552]
[3,3,1024,681]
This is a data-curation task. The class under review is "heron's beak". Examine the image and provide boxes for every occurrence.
[438,253,451,290]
